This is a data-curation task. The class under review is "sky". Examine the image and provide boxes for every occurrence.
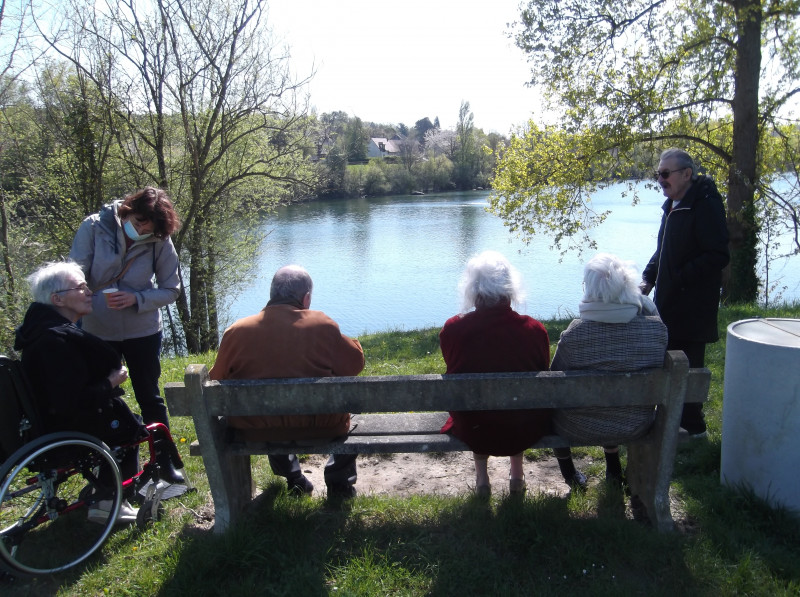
[267,0,544,134]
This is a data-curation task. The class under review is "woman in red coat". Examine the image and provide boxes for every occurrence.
[439,251,552,497]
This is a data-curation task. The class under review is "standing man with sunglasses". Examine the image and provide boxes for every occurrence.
[639,148,729,439]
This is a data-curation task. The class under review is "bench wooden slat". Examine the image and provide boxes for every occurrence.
[165,351,711,534]
[229,433,578,455]
[165,382,190,417]
[188,428,573,457]
[349,412,449,435]
[199,370,672,416]
[165,366,711,418]
[222,411,648,455]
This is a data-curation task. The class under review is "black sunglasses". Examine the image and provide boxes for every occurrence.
[654,167,687,180]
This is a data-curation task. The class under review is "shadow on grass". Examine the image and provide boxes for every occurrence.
[0,516,146,597]
[670,438,800,592]
[157,483,698,597]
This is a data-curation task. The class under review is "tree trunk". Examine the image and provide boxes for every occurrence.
[204,246,219,350]
[725,0,762,303]
[0,189,14,300]
[174,268,200,354]
[188,219,210,353]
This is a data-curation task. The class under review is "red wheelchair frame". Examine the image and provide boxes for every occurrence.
[1,356,192,577]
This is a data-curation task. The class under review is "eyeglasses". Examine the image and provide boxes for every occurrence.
[654,167,688,180]
[54,283,91,294]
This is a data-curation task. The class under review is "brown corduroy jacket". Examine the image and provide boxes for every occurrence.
[209,304,365,441]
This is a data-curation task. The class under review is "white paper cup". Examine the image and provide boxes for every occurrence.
[102,288,118,305]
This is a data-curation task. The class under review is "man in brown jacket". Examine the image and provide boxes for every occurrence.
[210,265,365,498]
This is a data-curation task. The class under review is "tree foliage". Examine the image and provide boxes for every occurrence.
[33,0,317,352]
[453,100,477,189]
[491,0,800,302]
[344,117,367,162]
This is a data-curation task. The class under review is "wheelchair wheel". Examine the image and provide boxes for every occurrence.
[0,432,122,576]
[135,498,164,530]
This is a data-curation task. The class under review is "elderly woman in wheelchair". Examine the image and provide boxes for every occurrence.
[0,261,188,576]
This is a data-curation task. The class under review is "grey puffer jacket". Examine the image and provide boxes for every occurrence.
[69,200,180,341]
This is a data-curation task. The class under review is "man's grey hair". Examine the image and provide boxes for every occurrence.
[27,261,86,305]
[459,250,525,312]
[582,253,644,307]
[270,265,313,303]
[660,147,698,181]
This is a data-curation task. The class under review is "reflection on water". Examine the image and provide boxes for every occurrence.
[226,184,800,337]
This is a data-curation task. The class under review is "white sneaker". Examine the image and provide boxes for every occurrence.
[88,499,139,525]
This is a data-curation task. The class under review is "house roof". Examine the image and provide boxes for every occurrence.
[370,137,401,154]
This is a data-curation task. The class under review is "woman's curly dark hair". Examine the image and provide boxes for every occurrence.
[117,187,181,239]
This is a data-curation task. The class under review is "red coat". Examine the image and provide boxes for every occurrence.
[209,304,365,441]
[439,303,552,455]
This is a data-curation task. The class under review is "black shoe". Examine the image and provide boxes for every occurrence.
[157,451,186,485]
[605,469,626,488]
[678,427,708,442]
[287,475,314,496]
[565,470,588,492]
[327,484,357,499]
[680,404,706,436]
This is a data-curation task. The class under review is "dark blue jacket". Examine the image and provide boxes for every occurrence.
[642,176,730,343]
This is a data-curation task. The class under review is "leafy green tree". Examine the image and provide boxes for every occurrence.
[314,110,348,158]
[321,144,348,196]
[453,101,477,189]
[344,116,367,162]
[386,165,416,195]
[492,0,800,302]
[360,161,390,196]
[420,151,454,192]
[39,0,316,352]
[397,133,421,174]
[414,117,435,144]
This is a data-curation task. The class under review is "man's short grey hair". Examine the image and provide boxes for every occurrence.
[459,250,525,312]
[582,253,643,307]
[660,147,698,181]
[27,261,86,305]
[270,265,313,303]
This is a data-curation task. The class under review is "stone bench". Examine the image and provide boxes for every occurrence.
[164,350,710,533]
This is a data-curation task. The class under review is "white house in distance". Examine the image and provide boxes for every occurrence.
[367,136,402,159]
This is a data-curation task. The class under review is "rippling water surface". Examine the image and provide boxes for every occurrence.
[227,183,799,337]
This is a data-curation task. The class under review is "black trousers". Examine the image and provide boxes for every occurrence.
[268,453,357,488]
[108,332,169,427]
[668,339,707,431]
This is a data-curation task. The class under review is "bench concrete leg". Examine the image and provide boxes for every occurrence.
[185,365,255,534]
[625,352,688,532]
[627,439,674,532]
[206,452,254,534]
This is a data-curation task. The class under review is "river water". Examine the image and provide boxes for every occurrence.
[227,182,800,337]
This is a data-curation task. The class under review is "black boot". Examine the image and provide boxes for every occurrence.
[554,448,587,492]
[604,448,624,487]
[155,440,185,484]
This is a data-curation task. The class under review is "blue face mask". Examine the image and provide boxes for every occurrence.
[124,219,153,241]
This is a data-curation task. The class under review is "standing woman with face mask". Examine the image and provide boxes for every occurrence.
[69,187,183,481]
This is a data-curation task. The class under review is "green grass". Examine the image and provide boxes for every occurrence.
[3,304,800,596]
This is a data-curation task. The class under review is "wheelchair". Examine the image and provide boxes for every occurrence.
[0,355,193,576]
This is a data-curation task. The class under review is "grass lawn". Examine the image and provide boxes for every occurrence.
[3,304,800,596]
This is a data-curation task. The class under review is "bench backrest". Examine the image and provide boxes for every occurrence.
[166,350,709,418]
